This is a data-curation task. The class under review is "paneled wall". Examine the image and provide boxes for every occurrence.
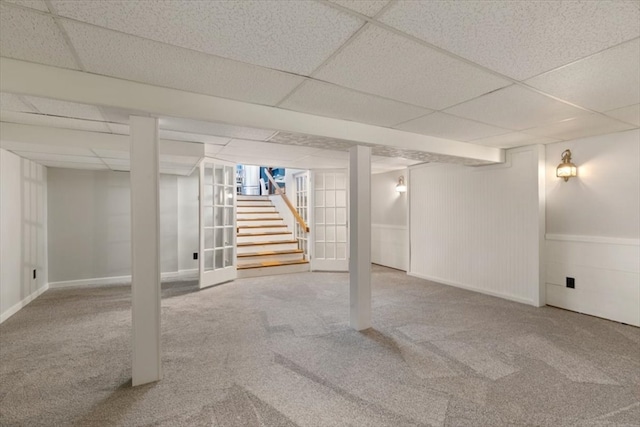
[371,170,408,271]
[47,168,199,286]
[545,130,639,326]
[0,149,48,323]
[409,146,545,306]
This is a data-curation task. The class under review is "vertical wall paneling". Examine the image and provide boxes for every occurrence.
[408,146,544,305]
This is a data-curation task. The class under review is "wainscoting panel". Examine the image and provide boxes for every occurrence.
[371,224,407,271]
[546,235,640,326]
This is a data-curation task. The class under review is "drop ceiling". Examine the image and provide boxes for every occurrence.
[0,0,638,172]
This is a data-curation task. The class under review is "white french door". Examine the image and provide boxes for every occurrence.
[199,158,237,289]
[311,170,348,271]
[293,171,310,259]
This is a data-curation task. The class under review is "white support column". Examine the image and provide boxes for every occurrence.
[130,116,162,386]
[349,145,372,331]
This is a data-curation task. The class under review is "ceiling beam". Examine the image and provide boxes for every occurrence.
[0,58,504,164]
[0,122,204,157]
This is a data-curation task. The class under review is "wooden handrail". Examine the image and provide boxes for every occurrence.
[264,169,310,233]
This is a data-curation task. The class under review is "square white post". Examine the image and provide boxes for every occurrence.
[349,145,372,330]
[130,116,162,386]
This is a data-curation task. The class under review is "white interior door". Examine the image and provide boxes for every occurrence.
[199,158,236,289]
[293,171,310,259]
[311,170,348,271]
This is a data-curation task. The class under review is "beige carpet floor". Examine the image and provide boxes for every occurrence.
[1,265,639,426]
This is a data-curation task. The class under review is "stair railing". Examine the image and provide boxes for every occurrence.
[264,169,310,233]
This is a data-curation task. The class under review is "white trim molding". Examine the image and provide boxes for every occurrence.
[0,284,49,324]
[546,234,640,246]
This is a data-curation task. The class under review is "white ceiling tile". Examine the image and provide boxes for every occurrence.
[158,117,274,141]
[37,161,109,170]
[23,96,106,121]
[524,114,636,141]
[3,0,49,12]
[92,149,128,160]
[606,104,640,127]
[159,130,231,146]
[100,157,129,167]
[315,25,510,110]
[61,21,306,106]
[0,93,36,113]
[106,123,130,135]
[220,140,318,160]
[525,39,640,112]
[13,151,104,164]
[52,0,363,75]
[444,85,590,131]
[0,140,94,156]
[394,112,510,141]
[328,0,389,17]
[280,80,431,127]
[380,1,640,80]
[1,111,111,133]
[0,3,78,69]
[468,132,559,149]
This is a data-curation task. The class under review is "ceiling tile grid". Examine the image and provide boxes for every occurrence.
[394,112,511,142]
[51,0,364,75]
[279,80,431,127]
[327,0,390,17]
[0,93,36,113]
[605,104,640,127]
[0,111,111,133]
[379,0,640,80]
[444,85,591,131]
[314,24,511,110]
[525,38,640,113]
[468,132,559,149]
[3,0,49,12]
[61,20,306,107]
[0,3,78,69]
[23,95,106,121]
[524,114,636,141]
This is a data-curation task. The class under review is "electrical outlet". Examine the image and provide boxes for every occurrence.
[33,269,36,279]
[566,277,575,289]
[193,252,198,260]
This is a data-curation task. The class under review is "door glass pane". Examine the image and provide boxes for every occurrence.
[224,248,233,267]
[315,243,325,258]
[224,187,233,206]
[336,243,347,260]
[215,249,224,269]
[214,185,223,205]
[204,208,214,227]
[315,191,324,207]
[215,207,224,225]
[204,185,213,206]
[205,165,213,185]
[326,190,335,207]
[204,250,214,271]
[315,174,324,189]
[336,208,346,224]
[336,190,346,207]
[214,165,224,184]
[224,208,233,226]
[225,228,233,246]
[326,226,335,242]
[337,225,347,242]
[215,228,223,247]
[205,228,214,248]
[326,208,335,224]
[316,225,325,241]
[325,243,335,259]
[225,166,234,186]
[315,208,324,223]
[326,174,335,190]
[336,173,346,189]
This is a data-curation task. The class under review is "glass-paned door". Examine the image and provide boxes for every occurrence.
[311,170,348,271]
[199,158,236,289]
[294,171,309,259]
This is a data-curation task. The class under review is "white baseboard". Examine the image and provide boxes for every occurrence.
[407,271,536,307]
[49,269,200,289]
[0,284,49,324]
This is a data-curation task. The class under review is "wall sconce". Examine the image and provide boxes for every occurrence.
[556,149,577,182]
[396,176,407,193]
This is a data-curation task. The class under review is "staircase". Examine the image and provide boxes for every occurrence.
[236,195,309,278]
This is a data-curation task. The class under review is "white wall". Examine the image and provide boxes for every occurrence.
[545,129,639,326]
[0,149,48,323]
[409,146,545,306]
[47,168,199,285]
[371,170,408,271]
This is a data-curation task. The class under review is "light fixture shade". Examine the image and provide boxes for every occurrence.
[396,176,407,193]
[556,149,577,182]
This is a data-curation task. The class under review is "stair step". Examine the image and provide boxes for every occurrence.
[237,258,309,270]
[238,225,288,233]
[237,232,292,243]
[237,202,274,207]
[237,260,310,278]
[237,206,276,213]
[237,212,281,220]
[237,249,304,263]
[237,218,284,226]
[237,195,269,201]
[237,240,299,253]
